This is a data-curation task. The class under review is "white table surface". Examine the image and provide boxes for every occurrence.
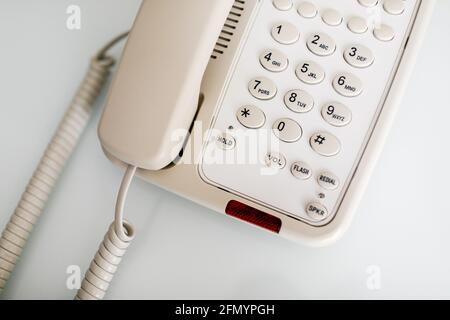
[1,0,449,300]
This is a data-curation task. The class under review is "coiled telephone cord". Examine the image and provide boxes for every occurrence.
[0,32,129,296]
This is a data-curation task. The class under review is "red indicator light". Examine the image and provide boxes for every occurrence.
[225,200,282,233]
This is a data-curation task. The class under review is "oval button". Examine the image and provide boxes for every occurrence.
[332,72,363,97]
[296,61,325,85]
[265,152,286,170]
[321,102,352,127]
[259,48,289,72]
[344,44,374,68]
[306,32,336,56]
[291,161,312,180]
[306,202,328,222]
[248,77,277,100]
[215,132,236,150]
[317,171,340,190]
[271,22,300,45]
[284,89,314,113]
[236,105,266,129]
[310,132,341,156]
[273,118,303,143]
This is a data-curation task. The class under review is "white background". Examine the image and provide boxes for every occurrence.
[1,0,449,299]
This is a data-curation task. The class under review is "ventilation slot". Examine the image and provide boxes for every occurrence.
[211,0,245,60]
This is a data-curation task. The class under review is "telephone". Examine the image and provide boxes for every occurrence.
[0,0,435,299]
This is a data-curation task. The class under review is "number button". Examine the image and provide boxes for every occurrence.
[271,22,300,45]
[236,105,266,129]
[306,33,336,56]
[317,171,340,190]
[347,16,368,34]
[272,118,303,143]
[344,44,374,68]
[296,61,325,85]
[248,77,277,100]
[321,102,352,127]
[310,132,341,157]
[259,49,289,73]
[332,72,363,97]
[284,89,314,113]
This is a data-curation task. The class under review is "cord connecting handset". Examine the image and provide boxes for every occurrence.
[0,33,128,296]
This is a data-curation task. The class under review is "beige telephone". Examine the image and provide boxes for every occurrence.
[0,0,435,299]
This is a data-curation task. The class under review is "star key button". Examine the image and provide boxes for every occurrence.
[310,131,341,157]
[236,105,266,129]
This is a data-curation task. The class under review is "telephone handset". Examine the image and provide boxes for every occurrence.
[0,0,435,299]
[99,0,235,170]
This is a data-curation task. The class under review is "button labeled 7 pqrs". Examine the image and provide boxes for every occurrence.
[248,77,277,100]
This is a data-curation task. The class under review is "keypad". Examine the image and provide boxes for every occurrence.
[203,0,419,224]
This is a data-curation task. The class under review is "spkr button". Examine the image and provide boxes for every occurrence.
[306,202,328,221]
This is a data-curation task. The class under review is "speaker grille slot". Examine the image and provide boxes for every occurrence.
[211,0,245,59]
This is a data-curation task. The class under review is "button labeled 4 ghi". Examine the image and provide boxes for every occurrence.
[259,49,289,73]
[248,77,277,100]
